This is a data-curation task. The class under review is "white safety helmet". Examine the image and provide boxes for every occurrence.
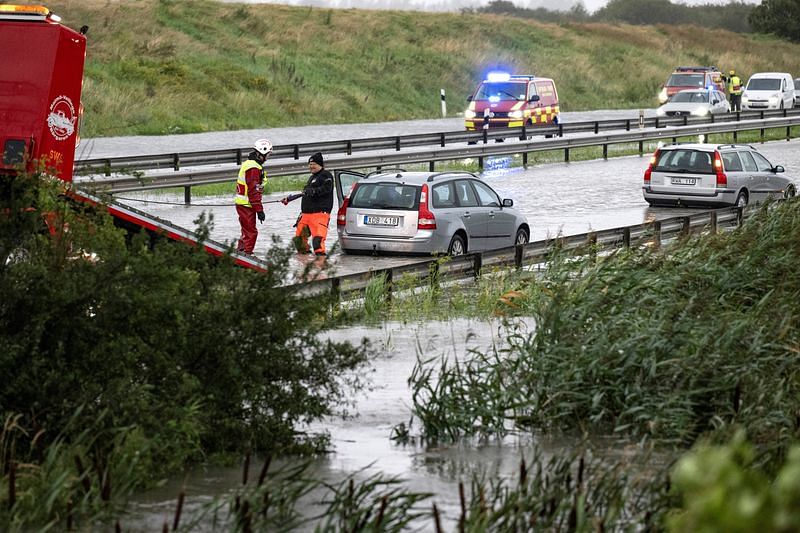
[254,138,273,156]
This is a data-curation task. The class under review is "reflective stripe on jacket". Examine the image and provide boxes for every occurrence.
[235,160,266,207]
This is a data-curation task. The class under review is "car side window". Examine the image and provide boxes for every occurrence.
[472,180,501,207]
[432,182,456,208]
[721,152,743,172]
[739,151,758,172]
[751,152,774,172]
[454,180,479,207]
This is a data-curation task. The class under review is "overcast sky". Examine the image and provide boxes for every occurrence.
[227,0,761,14]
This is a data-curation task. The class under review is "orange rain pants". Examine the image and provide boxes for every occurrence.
[294,212,330,255]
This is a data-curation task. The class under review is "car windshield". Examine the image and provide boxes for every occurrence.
[349,183,419,210]
[747,78,781,91]
[671,91,709,103]
[666,74,705,87]
[654,149,714,174]
[474,82,527,101]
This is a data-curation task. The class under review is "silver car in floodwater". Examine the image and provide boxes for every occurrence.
[335,169,530,255]
[643,143,797,208]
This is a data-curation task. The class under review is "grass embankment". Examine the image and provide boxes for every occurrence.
[48,0,800,138]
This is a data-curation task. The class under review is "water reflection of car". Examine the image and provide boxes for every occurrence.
[656,89,730,117]
[643,143,796,208]
[334,169,530,256]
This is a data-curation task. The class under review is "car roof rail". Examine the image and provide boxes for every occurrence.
[426,171,480,182]
[365,167,407,178]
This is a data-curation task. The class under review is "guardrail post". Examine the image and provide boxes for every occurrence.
[787,126,791,141]
[622,227,631,248]
[587,232,597,262]
[681,216,690,237]
[737,206,744,227]
[683,116,688,126]
[672,137,677,144]
[638,141,643,155]
[522,152,528,166]
[710,211,718,234]
[515,243,523,269]
[710,114,715,124]
[565,148,570,163]
[519,124,526,141]
[626,119,630,131]
[594,121,599,134]
[330,277,340,302]
[184,186,191,205]
[173,153,180,171]
[653,221,661,249]
[478,156,484,170]
[346,140,352,156]
[482,130,488,144]
[440,133,445,147]
[104,159,112,176]
[602,144,608,160]
[429,161,435,172]
[292,146,299,160]
[655,118,660,128]
[395,137,401,151]
[473,253,482,279]
[237,149,243,165]
[733,130,738,142]
[558,122,563,137]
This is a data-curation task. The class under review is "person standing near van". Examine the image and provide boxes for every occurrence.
[724,69,743,112]
[289,152,333,256]
[235,138,271,255]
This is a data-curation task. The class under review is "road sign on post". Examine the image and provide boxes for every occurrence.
[440,89,446,117]
[639,109,644,129]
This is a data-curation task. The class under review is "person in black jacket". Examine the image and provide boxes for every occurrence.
[283,152,333,255]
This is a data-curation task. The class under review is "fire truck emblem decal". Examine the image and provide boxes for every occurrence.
[47,95,76,141]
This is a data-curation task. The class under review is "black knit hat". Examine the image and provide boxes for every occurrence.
[308,152,324,166]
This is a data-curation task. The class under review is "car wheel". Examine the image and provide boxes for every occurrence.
[448,233,466,256]
[735,191,748,208]
[785,185,796,199]
[514,227,529,246]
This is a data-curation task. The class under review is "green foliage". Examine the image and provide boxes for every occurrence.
[0,170,370,530]
[749,0,800,42]
[668,431,800,532]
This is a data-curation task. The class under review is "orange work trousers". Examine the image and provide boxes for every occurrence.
[294,212,330,255]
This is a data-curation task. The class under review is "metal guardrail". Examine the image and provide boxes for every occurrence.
[289,204,754,299]
[75,114,800,195]
[75,108,800,176]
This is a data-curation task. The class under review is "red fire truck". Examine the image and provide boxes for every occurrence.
[0,4,265,271]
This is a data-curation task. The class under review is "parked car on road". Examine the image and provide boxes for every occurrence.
[741,72,795,110]
[655,88,730,117]
[335,169,530,255]
[794,77,800,107]
[658,66,726,104]
[643,143,796,208]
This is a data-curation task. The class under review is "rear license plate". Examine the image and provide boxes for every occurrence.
[671,177,696,185]
[364,215,399,226]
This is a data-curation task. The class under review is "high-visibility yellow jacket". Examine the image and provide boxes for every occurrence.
[728,75,743,95]
[234,159,266,209]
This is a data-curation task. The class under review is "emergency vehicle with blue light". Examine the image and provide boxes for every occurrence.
[0,4,265,271]
[464,72,560,131]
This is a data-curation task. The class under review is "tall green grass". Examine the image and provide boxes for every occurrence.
[45,0,800,137]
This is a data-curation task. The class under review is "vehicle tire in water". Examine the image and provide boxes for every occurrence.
[448,233,466,256]
[515,227,529,245]
[735,191,748,208]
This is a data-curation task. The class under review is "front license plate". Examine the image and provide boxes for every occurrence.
[364,215,399,226]
[671,177,696,185]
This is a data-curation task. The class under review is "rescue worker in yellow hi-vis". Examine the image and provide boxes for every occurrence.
[281,152,333,256]
[235,138,272,255]
[723,69,743,112]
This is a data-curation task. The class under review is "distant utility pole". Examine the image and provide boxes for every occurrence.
[440,89,447,117]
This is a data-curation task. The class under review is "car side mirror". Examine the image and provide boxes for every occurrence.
[712,100,719,104]
[466,95,473,102]
[502,198,513,207]
[528,94,540,103]
[774,165,785,173]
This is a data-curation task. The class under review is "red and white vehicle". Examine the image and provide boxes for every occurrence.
[0,4,265,271]
[464,72,560,131]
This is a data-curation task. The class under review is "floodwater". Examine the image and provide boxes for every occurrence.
[121,138,800,529]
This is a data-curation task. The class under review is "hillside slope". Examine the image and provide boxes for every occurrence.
[47,0,800,137]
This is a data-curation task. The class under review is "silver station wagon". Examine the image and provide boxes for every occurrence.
[334,169,530,255]
[642,143,797,208]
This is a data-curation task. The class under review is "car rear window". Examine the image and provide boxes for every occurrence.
[655,149,714,174]
[349,183,419,210]
[666,74,704,87]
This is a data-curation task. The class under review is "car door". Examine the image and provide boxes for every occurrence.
[453,179,488,250]
[751,150,780,201]
[737,150,767,203]
[334,170,364,205]
[471,179,515,247]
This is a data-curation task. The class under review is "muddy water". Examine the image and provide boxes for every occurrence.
[127,317,566,530]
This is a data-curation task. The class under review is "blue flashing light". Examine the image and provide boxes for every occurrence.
[486,71,511,83]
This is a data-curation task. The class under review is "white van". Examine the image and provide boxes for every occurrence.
[741,72,795,110]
